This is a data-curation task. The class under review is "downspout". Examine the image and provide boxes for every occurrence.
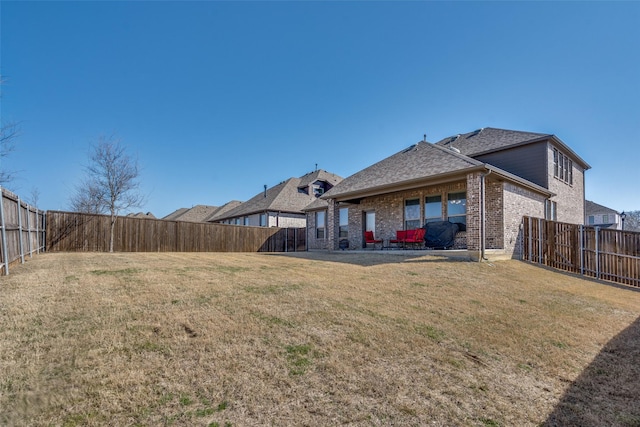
[480,169,492,261]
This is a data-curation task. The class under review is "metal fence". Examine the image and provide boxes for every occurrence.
[0,187,46,275]
[523,216,640,287]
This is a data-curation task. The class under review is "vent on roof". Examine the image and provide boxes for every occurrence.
[445,135,460,145]
[467,128,484,138]
[402,144,417,153]
[449,146,461,154]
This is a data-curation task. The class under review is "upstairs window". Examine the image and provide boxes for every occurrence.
[404,199,421,229]
[259,214,267,227]
[553,148,573,185]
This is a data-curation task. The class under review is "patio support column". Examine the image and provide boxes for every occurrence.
[466,172,483,261]
[326,198,338,250]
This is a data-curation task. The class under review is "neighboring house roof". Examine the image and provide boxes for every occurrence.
[585,200,619,216]
[127,212,156,219]
[204,200,244,222]
[435,127,590,169]
[214,169,343,220]
[321,141,485,200]
[162,208,190,221]
[163,205,219,222]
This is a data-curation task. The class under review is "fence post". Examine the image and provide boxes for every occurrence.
[538,218,543,265]
[35,209,40,254]
[42,210,46,252]
[26,204,33,258]
[0,187,8,275]
[527,217,532,262]
[17,197,25,264]
[579,225,584,276]
[595,226,600,280]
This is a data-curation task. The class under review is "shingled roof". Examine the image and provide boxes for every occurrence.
[162,208,190,221]
[585,200,619,217]
[322,142,484,200]
[204,200,243,222]
[435,128,551,157]
[214,170,343,220]
[163,205,220,222]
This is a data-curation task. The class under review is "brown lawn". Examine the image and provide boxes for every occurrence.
[1,252,639,426]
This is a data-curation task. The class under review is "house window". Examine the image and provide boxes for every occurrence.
[339,208,348,238]
[545,200,557,221]
[447,192,466,227]
[425,195,442,223]
[602,214,609,224]
[316,211,326,239]
[243,217,249,226]
[404,198,420,229]
[259,214,267,227]
[588,215,595,225]
[553,148,573,185]
[234,218,241,225]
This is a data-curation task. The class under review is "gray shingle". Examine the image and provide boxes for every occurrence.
[215,170,343,220]
[323,142,482,199]
[435,127,551,157]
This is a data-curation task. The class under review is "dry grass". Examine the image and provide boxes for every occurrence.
[1,252,639,426]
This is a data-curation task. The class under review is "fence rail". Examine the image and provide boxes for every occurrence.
[46,211,306,253]
[0,187,46,275]
[523,216,640,287]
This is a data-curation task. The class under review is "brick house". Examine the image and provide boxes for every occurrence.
[210,170,342,228]
[305,128,590,260]
[585,200,623,230]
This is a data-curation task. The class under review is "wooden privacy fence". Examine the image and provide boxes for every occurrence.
[0,187,46,275]
[46,211,306,253]
[523,216,640,288]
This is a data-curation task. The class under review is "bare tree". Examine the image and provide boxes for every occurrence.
[622,210,640,232]
[70,135,144,252]
[29,187,41,208]
[1,76,19,186]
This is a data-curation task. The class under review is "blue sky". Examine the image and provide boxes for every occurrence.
[1,1,638,218]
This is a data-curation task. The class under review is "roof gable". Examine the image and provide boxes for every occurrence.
[585,200,619,216]
[215,170,343,220]
[435,127,590,169]
[323,142,483,200]
[205,200,243,222]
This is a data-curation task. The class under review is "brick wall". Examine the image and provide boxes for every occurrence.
[502,182,546,258]
[306,209,330,250]
[328,181,467,251]
[547,143,586,224]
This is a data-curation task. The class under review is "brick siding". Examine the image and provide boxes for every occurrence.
[547,142,586,224]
